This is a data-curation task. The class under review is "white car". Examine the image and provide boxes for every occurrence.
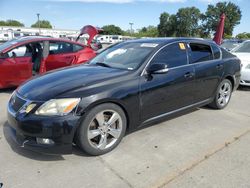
[232,40,250,86]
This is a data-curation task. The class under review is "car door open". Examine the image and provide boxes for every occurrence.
[0,45,32,87]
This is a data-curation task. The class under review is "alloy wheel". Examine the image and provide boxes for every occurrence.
[87,110,123,150]
[217,82,231,107]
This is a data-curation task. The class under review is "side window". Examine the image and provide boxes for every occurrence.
[73,44,84,52]
[7,45,31,58]
[189,43,213,63]
[211,45,221,59]
[152,43,188,68]
[49,41,73,55]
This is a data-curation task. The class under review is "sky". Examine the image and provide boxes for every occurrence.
[0,0,249,36]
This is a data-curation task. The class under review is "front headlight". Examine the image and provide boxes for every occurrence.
[35,98,81,116]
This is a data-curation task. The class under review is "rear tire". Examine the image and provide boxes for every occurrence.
[209,79,232,109]
[76,103,127,156]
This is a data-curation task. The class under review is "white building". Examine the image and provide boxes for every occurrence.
[0,26,79,41]
[0,26,135,45]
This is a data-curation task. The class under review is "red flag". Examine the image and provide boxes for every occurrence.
[213,13,226,45]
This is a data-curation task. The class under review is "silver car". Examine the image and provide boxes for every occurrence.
[232,40,250,86]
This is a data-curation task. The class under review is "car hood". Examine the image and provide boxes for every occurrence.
[18,65,129,101]
[232,52,250,65]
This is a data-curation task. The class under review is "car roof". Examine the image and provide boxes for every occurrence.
[13,36,83,44]
[0,36,85,53]
[125,37,216,46]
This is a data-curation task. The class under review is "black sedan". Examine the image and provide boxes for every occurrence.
[7,38,241,155]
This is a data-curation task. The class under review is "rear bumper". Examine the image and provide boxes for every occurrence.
[7,103,81,155]
[233,74,241,91]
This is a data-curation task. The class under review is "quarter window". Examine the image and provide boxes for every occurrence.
[151,43,188,68]
[211,45,221,59]
[189,43,213,63]
[49,41,74,54]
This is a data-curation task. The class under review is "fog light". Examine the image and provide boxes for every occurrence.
[36,138,55,145]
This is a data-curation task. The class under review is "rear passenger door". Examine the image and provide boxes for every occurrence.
[187,42,224,102]
[45,41,77,71]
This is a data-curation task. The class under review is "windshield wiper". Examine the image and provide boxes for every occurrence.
[95,62,112,68]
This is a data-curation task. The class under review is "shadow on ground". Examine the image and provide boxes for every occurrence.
[238,85,250,91]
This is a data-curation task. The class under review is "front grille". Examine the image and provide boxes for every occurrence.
[244,80,250,83]
[10,93,27,112]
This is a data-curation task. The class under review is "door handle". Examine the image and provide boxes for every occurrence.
[216,64,223,70]
[184,72,194,78]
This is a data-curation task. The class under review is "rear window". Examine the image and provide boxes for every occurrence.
[211,45,221,59]
[189,43,213,63]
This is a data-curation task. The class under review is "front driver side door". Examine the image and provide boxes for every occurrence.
[139,42,196,123]
[0,45,32,87]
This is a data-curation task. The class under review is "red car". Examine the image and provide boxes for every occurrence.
[0,25,100,89]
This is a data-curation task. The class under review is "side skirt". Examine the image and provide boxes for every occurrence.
[141,98,212,127]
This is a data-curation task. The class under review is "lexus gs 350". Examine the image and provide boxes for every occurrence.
[7,38,241,155]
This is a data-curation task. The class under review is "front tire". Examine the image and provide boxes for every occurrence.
[209,79,232,109]
[76,103,127,156]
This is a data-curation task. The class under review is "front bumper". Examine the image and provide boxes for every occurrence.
[240,68,250,86]
[7,102,81,155]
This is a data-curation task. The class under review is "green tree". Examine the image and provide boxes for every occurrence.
[236,32,250,39]
[135,26,159,37]
[202,2,242,36]
[101,25,124,35]
[175,7,201,37]
[158,12,176,37]
[31,20,52,29]
[0,19,24,27]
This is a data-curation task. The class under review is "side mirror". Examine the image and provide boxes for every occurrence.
[147,63,169,74]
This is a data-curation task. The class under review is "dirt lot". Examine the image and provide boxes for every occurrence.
[0,87,249,188]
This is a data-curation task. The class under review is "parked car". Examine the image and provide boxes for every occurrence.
[231,40,250,86]
[7,38,241,155]
[220,39,243,51]
[0,29,99,89]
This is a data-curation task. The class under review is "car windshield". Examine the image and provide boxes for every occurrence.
[89,42,158,70]
[232,41,250,53]
[221,42,240,51]
[0,39,19,52]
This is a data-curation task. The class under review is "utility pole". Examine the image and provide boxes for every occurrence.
[129,22,134,35]
[37,13,40,35]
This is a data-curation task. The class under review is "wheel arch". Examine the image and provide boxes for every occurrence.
[224,75,235,90]
[77,99,131,133]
